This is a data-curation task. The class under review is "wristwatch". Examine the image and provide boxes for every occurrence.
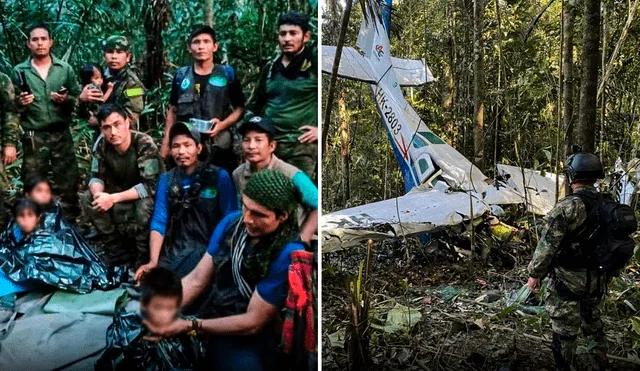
[187,318,199,336]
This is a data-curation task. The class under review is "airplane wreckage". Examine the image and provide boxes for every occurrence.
[320,0,570,253]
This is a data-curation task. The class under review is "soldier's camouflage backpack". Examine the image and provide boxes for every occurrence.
[555,190,638,274]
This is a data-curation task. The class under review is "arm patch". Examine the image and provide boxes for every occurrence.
[125,87,144,98]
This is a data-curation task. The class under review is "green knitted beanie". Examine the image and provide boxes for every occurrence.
[243,169,297,214]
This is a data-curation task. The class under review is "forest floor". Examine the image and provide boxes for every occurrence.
[322,237,640,371]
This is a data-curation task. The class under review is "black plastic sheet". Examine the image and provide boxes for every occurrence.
[0,202,118,293]
[96,290,206,371]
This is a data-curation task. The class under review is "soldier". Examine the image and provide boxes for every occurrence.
[233,116,317,243]
[160,25,245,176]
[12,22,81,223]
[79,35,145,130]
[80,104,163,268]
[135,122,237,280]
[527,152,610,371]
[0,73,20,229]
[247,12,317,181]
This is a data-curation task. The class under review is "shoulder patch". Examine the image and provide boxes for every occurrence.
[223,65,235,81]
[91,157,99,173]
[200,186,218,199]
[125,87,144,97]
[209,75,227,87]
[143,159,161,175]
[181,78,191,90]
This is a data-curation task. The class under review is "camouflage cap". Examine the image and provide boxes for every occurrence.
[169,122,202,145]
[103,35,130,52]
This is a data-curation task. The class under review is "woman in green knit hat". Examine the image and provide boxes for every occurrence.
[143,169,305,370]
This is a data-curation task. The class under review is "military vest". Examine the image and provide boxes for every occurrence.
[160,162,222,277]
[173,64,236,122]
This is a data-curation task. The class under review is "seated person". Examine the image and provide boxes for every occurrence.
[80,103,163,269]
[96,267,205,371]
[11,199,41,242]
[135,122,237,280]
[23,175,64,231]
[0,197,113,293]
[233,116,318,243]
[143,170,305,371]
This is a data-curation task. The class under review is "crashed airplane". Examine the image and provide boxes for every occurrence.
[321,0,564,252]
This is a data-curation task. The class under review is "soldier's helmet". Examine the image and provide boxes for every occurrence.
[564,152,604,183]
[102,35,130,52]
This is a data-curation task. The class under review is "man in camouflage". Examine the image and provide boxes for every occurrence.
[80,36,145,130]
[527,152,609,371]
[12,22,81,222]
[80,104,163,268]
[0,73,20,229]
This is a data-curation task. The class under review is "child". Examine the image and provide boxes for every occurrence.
[79,64,114,132]
[96,267,205,370]
[23,175,63,231]
[24,175,53,208]
[140,266,183,328]
[12,199,41,241]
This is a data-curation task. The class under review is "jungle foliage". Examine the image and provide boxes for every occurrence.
[0,0,317,190]
[322,0,640,212]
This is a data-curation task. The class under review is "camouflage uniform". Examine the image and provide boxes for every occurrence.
[102,36,146,130]
[528,184,608,370]
[0,73,20,229]
[80,131,163,268]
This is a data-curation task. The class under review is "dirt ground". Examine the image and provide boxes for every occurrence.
[321,238,640,371]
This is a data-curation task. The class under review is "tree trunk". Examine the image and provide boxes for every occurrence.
[322,0,353,158]
[577,0,600,153]
[143,0,169,130]
[599,4,607,162]
[205,0,214,26]
[443,3,456,147]
[493,0,503,168]
[563,0,576,156]
[339,91,350,203]
[473,0,485,170]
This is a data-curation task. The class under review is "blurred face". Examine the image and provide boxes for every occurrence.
[189,33,218,62]
[143,295,180,328]
[241,195,287,237]
[242,131,276,164]
[16,209,39,234]
[277,24,310,56]
[171,134,202,168]
[26,181,52,206]
[90,67,104,87]
[27,28,53,58]
[100,112,131,146]
[104,49,131,71]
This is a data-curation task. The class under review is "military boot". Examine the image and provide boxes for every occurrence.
[551,332,577,371]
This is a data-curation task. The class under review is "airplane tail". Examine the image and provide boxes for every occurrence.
[323,0,488,194]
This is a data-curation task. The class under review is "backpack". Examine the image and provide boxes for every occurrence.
[557,191,638,274]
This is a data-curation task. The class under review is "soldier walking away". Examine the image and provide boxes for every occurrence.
[161,26,245,175]
[12,22,81,223]
[247,12,318,181]
[527,151,638,371]
[0,73,20,231]
[80,104,163,269]
[79,36,145,130]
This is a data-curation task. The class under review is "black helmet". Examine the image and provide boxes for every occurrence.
[564,152,604,183]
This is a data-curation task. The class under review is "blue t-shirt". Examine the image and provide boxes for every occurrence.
[150,169,237,236]
[206,211,303,307]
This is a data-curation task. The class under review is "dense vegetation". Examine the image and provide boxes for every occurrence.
[322,0,640,212]
[0,0,317,191]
